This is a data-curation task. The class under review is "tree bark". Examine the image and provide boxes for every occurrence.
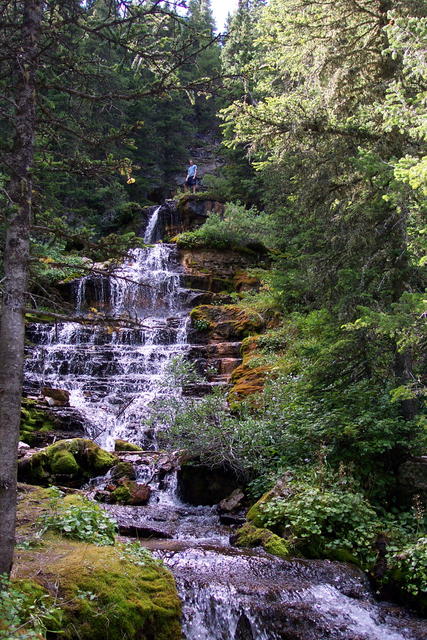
[0,0,41,575]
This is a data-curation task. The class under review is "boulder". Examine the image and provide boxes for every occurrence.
[114,439,143,452]
[41,387,70,407]
[219,488,245,513]
[18,438,115,488]
[111,481,151,506]
[111,461,136,482]
[231,522,291,559]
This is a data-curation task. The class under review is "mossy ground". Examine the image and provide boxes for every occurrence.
[12,484,182,640]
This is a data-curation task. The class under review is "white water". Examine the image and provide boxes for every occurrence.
[25,211,190,450]
[144,205,161,243]
[24,208,426,640]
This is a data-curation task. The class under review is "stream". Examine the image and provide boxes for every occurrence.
[24,208,427,640]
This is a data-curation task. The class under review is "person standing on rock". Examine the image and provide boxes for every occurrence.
[185,159,198,194]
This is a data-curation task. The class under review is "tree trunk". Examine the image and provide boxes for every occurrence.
[0,0,41,575]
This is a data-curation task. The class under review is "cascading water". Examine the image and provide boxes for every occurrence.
[25,210,190,450]
[24,208,426,640]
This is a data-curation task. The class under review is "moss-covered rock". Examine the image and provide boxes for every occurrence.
[18,439,116,487]
[246,491,276,528]
[13,487,181,640]
[111,461,136,481]
[114,439,143,452]
[20,399,56,446]
[111,481,151,505]
[233,523,291,559]
[228,336,271,405]
[190,304,265,340]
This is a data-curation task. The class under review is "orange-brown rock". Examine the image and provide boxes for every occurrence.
[190,305,265,341]
[233,271,261,293]
[228,336,271,405]
[180,248,259,280]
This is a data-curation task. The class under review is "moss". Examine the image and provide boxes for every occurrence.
[177,191,225,205]
[190,304,264,340]
[246,490,275,527]
[20,399,56,445]
[14,539,181,640]
[13,485,182,640]
[233,271,261,293]
[111,485,132,504]
[114,439,143,452]
[228,335,271,406]
[18,439,116,487]
[234,523,290,559]
[111,461,136,481]
[50,449,80,475]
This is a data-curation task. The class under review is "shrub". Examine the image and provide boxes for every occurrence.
[386,537,427,597]
[254,475,381,568]
[176,202,274,250]
[39,493,117,545]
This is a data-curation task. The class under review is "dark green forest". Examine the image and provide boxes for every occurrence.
[0,0,426,637]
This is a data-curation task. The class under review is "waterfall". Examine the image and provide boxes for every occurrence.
[23,207,426,640]
[25,209,190,450]
[144,205,161,243]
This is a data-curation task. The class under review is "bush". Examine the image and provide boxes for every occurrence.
[39,491,117,545]
[386,537,427,597]
[253,474,381,568]
[176,202,274,250]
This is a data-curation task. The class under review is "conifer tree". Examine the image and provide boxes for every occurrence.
[0,0,219,575]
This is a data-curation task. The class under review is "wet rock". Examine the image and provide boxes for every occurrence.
[178,463,241,506]
[130,483,151,505]
[111,481,151,506]
[219,488,245,513]
[118,524,173,539]
[219,513,246,527]
[165,546,427,640]
[111,461,136,482]
[40,386,70,407]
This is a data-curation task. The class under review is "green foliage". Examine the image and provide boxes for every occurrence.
[176,202,274,250]
[163,309,425,496]
[38,493,117,546]
[386,537,427,597]
[255,473,381,568]
[0,575,62,639]
[118,542,164,568]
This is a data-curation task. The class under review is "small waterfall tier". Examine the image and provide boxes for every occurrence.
[25,233,191,450]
